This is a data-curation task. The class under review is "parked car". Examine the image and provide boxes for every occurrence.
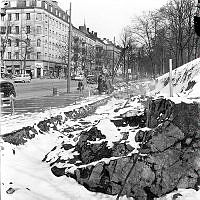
[74,74,84,81]
[71,74,76,80]
[86,75,97,84]
[13,74,31,83]
[0,79,16,107]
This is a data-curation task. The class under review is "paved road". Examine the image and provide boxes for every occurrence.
[1,78,97,115]
[13,78,78,100]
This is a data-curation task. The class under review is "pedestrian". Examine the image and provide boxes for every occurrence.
[97,74,103,94]
[78,80,83,93]
[30,71,33,79]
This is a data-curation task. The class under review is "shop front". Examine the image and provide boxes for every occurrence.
[32,62,44,78]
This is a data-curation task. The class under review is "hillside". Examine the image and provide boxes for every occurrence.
[149,58,200,100]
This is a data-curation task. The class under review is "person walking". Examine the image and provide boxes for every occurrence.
[78,80,83,93]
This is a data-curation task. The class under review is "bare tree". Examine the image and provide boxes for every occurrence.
[0,20,14,71]
[161,0,196,67]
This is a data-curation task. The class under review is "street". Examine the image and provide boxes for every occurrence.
[1,78,97,115]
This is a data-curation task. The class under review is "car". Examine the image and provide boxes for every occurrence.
[71,74,76,80]
[0,79,16,107]
[86,75,97,84]
[74,74,84,81]
[13,74,31,83]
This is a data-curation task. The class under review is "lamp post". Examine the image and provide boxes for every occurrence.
[67,2,72,93]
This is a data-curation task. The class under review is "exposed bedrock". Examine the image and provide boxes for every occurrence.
[53,98,200,200]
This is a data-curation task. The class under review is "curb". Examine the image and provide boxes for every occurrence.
[2,95,111,145]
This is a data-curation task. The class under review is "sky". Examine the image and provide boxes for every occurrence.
[58,0,169,43]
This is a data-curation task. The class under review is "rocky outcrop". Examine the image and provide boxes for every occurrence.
[2,97,110,145]
[48,98,200,200]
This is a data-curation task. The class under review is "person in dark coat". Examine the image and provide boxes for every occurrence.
[30,71,33,79]
[78,81,83,93]
[97,74,103,94]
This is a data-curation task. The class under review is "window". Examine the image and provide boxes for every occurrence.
[37,52,41,59]
[16,39,19,46]
[0,26,6,34]
[26,26,30,33]
[27,52,30,59]
[8,26,12,34]
[37,39,41,47]
[15,13,19,20]
[8,39,11,46]
[49,5,52,12]
[36,13,42,20]
[44,2,47,9]
[15,52,19,59]
[26,13,30,20]
[8,52,11,59]
[8,14,11,21]
[26,38,30,46]
[15,26,19,34]
[1,15,5,21]
[36,26,41,34]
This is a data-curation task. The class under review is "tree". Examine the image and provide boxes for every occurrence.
[0,20,13,71]
[161,0,196,67]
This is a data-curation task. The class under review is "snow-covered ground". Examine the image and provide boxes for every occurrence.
[1,58,200,200]
[149,58,200,102]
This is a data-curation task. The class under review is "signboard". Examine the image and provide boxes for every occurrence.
[35,62,44,69]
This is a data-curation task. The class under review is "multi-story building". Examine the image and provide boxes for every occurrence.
[0,0,121,78]
[1,0,69,78]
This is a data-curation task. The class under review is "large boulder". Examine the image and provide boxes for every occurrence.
[71,98,200,199]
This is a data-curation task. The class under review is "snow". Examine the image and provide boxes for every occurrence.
[148,58,200,103]
[1,131,125,200]
[1,96,141,200]
[0,95,109,136]
[2,57,200,200]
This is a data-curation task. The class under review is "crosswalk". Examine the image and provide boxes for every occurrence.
[1,90,91,115]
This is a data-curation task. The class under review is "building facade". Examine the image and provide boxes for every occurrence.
[0,0,121,78]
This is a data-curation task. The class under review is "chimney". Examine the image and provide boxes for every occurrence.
[87,28,89,32]
[52,1,58,5]
[94,32,97,37]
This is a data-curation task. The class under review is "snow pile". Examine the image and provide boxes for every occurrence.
[0,95,109,136]
[1,96,145,200]
[1,84,200,199]
[149,58,200,100]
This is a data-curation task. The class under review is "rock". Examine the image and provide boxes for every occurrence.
[44,97,200,200]
[112,143,134,157]
[62,143,74,150]
[51,166,66,177]
[6,187,16,194]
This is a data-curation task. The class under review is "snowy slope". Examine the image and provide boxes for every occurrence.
[1,63,200,200]
[149,58,200,100]
[1,95,200,200]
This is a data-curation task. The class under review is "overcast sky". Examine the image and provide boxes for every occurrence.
[58,0,169,43]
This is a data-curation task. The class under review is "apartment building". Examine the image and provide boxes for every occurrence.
[0,0,121,78]
[1,0,69,78]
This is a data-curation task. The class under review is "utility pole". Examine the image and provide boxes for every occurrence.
[169,59,173,97]
[67,2,72,93]
[112,36,115,77]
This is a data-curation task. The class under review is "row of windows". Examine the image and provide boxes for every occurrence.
[1,13,68,33]
[7,52,31,59]
[42,1,68,22]
[6,39,41,47]
[0,25,41,34]
[7,51,63,60]
[5,13,31,21]
[45,14,68,31]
